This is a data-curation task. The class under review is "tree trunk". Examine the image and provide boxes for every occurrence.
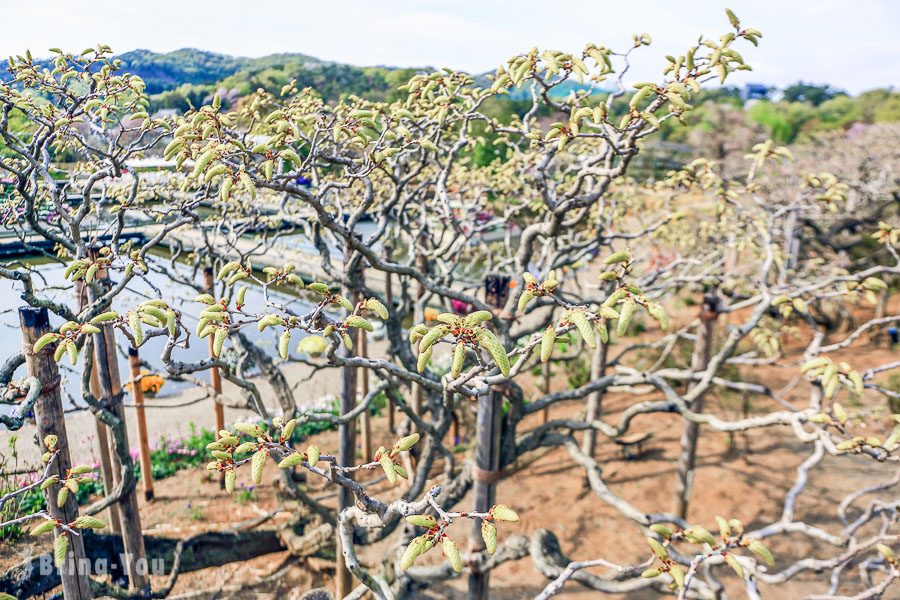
[540,361,551,424]
[335,346,357,599]
[580,341,608,458]
[672,295,719,519]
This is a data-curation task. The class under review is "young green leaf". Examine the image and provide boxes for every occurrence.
[251,449,268,484]
[481,520,497,554]
[443,538,463,572]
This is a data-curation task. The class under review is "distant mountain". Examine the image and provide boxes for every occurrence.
[2,48,610,108]
[115,49,252,94]
[119,49,611,99]
[119,49,421,105]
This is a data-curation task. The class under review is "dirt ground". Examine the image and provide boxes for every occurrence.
[2,302,899,599]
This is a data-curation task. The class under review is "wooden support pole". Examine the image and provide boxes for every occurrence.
[128,347,154,502]
[383,244,395,434]
[468,273,509,600]
[204,267,226,489]
[357,326,372,463]
[335,348,357,600]
[19,307,93,600]
[451,395,461,446]
[87,284,149,592]
[672,294,720,519]
[411,250,428,420]
[77,279,121,535]
[468,386,503,600]
[580,341,608,458]
[89,356,122,535]
[356,268,372,464]
[203,268,226,436]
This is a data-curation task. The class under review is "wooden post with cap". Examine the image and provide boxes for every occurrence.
[19,306,93,600]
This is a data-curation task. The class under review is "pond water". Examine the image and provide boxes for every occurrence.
[0,257,319,417]
[0,215,515,422]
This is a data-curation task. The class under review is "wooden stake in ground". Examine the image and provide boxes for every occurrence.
[410,250,429,419]
[19,307,93,600]
[76,278,122,535]
[87,282,149,593]
[203,267,226,436]
[128,347,154,502]
[356,267,372,463]
[468,273,509,600]
[357,325,372,461]
[672,293,720,519]
[335,345,357,600]
[384,243,395,433]
[468,386,503,600]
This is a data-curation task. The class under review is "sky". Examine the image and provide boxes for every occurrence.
[0,0,897,94]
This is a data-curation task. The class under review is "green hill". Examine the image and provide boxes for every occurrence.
[115,49,256,93]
